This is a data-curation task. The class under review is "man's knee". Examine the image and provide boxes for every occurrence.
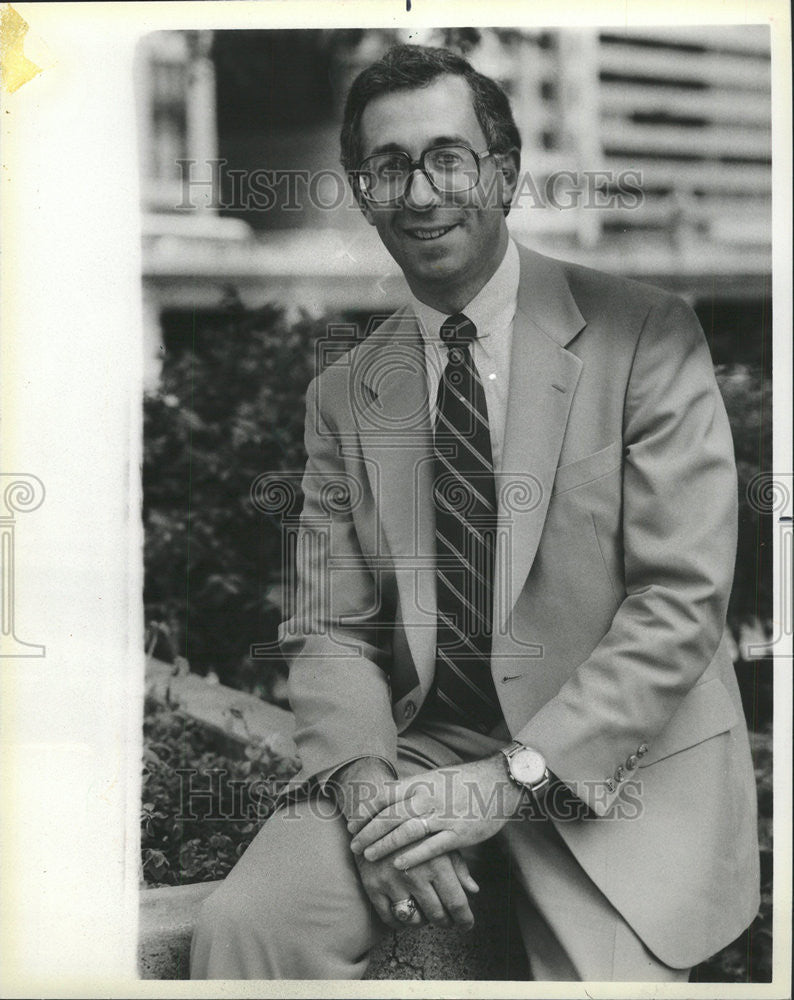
[191,799,378,978]
[195,881,248,940]
[190,883,243,978]
[192,880,262,954]
[190,834,373,980]
[193,809,355,926]
[193,851,296,949]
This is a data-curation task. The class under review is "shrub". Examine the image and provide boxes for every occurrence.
[141,693,300,886]
[142,300,354,693]
[715,364,773,638]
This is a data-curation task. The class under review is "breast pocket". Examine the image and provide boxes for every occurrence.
[552,441,622,496]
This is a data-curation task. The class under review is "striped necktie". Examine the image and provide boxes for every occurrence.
[431,313,501,732]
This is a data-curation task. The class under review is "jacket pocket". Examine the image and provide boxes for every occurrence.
[639,677,738,767]
[552,441,622,496]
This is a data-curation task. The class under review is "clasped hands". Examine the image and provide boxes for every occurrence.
[335,756,523,932]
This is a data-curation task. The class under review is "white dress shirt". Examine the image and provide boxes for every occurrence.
[409,238,520,473]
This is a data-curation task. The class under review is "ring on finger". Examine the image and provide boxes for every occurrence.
[391,896,418,923]
[418,814,432,837]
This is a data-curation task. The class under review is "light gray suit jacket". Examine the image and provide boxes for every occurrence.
[279,243,760,968]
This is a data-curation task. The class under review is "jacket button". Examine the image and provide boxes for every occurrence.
[605,778,617,792]
[626,754,639,770]
[614,766,626,783]
[637,743,649,758]
[403,700,416,720]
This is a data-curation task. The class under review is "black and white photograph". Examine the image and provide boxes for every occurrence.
[0,2,790,996]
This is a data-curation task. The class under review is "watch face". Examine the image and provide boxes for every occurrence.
[510,747,546,786]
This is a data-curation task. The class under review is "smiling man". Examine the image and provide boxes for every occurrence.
[190,44,759,983]
[352,72,512,313]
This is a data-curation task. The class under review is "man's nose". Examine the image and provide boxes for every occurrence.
[403,167,441,210]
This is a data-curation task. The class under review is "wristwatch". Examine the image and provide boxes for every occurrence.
[501,741,551,796]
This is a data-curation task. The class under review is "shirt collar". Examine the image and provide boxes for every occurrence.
[410,237,520,350]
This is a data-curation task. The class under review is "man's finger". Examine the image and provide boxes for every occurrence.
[345,814,368,837]
[350,814,405,854]
[345,784,405,836]
[372,892,406,931]
[429,863,475,930]
[392,832,457,870]
[408,881,451,929]
[355,814,433,859]
[350,796,429,851]
[449,852,480,895]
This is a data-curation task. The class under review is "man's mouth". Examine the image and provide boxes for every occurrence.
[404,224,457,241]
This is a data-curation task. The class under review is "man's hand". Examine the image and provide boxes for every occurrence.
[354,849,479,931]
[329,756,480,929]
[348,756,524,869]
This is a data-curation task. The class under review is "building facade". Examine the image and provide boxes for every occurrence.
[136,26,772,387]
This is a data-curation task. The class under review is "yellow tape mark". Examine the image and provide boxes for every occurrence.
[1,4,43,94]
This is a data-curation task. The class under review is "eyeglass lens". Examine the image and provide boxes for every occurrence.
[360,146,480,202]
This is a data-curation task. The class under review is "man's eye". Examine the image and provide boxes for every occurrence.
[430,149,464,169]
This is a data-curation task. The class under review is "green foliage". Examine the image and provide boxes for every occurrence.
[715,364,773,634]
[141,694,300,886]
[143,301,360,691]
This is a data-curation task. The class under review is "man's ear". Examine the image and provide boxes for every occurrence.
[496,147,520,210]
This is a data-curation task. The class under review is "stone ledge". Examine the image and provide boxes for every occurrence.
[146,658,297,760]
[139,870,529,981]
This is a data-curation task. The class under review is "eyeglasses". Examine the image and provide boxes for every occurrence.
[356,144,494,204]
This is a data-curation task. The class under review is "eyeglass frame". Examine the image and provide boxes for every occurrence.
[354,143,496,205]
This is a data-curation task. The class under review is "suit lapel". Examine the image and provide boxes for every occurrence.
[494,246,586,630]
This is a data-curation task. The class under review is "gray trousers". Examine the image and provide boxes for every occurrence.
[190,718,690,981]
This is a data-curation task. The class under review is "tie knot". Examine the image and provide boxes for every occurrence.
[440,313,477,346]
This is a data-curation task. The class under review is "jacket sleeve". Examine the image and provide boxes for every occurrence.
[515,296,738,816]
[278,376,399,785]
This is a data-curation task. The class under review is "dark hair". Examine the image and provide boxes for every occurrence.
[340,43,522,173]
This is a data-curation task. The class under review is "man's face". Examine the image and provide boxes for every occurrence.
[357,74,517,304]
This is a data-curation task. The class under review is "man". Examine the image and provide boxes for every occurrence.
[191,43,759,982]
